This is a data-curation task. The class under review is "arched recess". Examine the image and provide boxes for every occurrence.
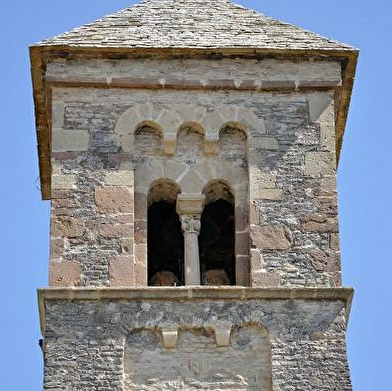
[147,179,183,285]
[219,122,248,168]
[200,180,235,285]
[176,122,205,162]
[134,122,164,159]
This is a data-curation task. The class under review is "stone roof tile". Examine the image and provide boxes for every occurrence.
[35,0,354,51]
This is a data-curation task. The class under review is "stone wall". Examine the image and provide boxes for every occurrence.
[41,289,352,391]
[48,57,341,288]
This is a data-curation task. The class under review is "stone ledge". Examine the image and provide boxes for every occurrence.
[38,286,354,334]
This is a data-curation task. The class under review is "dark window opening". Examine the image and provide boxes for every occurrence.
[147,200,184,285]
[199,198,235,285]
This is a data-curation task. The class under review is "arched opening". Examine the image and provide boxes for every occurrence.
[147,180,183,286]
[199,181,235,285]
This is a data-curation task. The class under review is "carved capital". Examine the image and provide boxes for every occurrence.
[180,214,201,234]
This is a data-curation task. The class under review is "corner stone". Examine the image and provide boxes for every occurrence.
[251,225,291,250]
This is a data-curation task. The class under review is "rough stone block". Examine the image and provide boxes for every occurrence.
[251,225,292,250]
[121,238,134,254]
[235,207,248,231]
[50,238,65,260]
[259,173,277,189]
[320,176,337,195]
[250,249,263,271]
[301,214,338,233]
[95,186,133,213]
[51,174,77,190]
[109,256,134,286]
[49,260,81,286]
[236,232,249,255]
[51,216,85,238]
[330,233,340,251]
[100,223,132,238]
[52,128,90,152]
[259,188,283,201]
[104,171,134,186]
[307,92,334,123]
[304,152,335,176]
[252,272,281,287]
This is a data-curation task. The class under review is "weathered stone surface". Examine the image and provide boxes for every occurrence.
[100,223,132,238]
[41,296,352,390]
[51,216,85,238]
[95,186,133,213]
[109,256,133,286]
[301,214,338,233]
[52,128,90,152]
[50,238,65,260]
[51,174,77,190]
[49,260,81,286]
[104,171,134,186]
[252,272,281,287]
[330,233,340,251]
[304,152,335,176]
[251,225,292,250]
[259,188,283,201]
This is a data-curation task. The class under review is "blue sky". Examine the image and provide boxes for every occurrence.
[0,0,391,389]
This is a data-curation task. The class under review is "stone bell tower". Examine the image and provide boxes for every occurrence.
[31,0,358,389]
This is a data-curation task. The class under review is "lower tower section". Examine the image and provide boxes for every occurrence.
[39,288,353,390]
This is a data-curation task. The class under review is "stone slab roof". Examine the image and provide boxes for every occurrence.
[35,0,354,51]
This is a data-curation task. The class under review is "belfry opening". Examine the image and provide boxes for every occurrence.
[200,181,235,285]
[147,180,183,285]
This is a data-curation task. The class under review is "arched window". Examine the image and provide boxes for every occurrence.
[199,181,235,285]
[147,180,183,286]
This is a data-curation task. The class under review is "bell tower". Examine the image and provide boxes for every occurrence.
[31,0,358,389]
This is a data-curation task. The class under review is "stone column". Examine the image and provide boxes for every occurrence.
[176,194,205,285]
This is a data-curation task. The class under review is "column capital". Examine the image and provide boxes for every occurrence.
[176,193,205,215]
[180,214,201,234]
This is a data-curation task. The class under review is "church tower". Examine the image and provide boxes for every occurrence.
[31,1,358,389]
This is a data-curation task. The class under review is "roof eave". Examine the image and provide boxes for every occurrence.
[30,45,358,200]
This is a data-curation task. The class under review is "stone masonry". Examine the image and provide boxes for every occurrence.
[31,0,358,390]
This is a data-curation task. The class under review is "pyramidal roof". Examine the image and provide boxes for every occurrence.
[35,0,354,51]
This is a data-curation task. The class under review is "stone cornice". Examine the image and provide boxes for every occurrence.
[37,286,354,334]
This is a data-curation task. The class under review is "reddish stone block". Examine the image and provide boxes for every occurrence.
[109,256,134,286]
[100,223,132,238]
[49,260,81,287]
[239,80,257,89]
[95,186,133,214]
[50,238,65,260]
[236,232,249,256]
[235,255,250,286]
[252,272,281,288]
[261,80,296,90]
[235,207,248,231]
[250,225,291,250]
[208,79,236,89]
[301,214,338,233]
[121,238,134,254]
[51,216,85,238]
